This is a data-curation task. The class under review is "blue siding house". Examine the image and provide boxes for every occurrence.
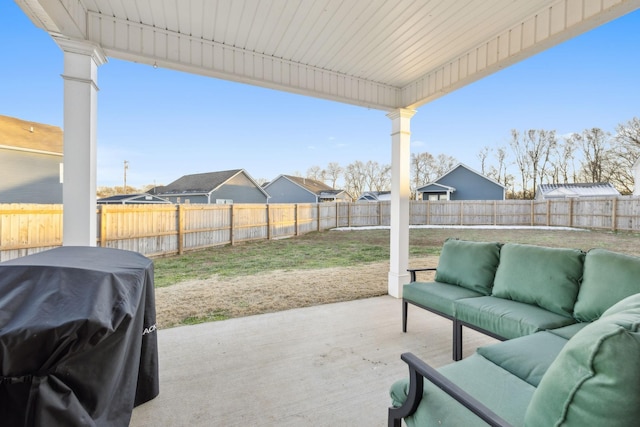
[152,169,269,204]
[264,175,351,203]
[417,163,505,201]
[0,115,63,203]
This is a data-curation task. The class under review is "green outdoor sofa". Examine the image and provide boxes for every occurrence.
[389,239,640,426]
[402,239,640,361]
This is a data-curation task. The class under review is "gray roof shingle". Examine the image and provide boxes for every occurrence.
[156,169,242,194]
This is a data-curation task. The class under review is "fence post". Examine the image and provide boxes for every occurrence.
[335,202,339,228]
[569,199,574,228]
[295,204,299,236]
[267,204,272,239]
[493,200,497,226]
[230,204,235,245]
[177,204,184,255]
[612,197,618,231]
[530,200,534,226]
[99,205,107,247]
[378,201,383,226]
[546,200,551,226]
[317,203,321,231]
[460,201,464,225]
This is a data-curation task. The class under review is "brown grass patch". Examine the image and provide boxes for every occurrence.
[156,256,439,328]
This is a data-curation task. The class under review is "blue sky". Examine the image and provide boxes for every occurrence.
[2,2,639,188]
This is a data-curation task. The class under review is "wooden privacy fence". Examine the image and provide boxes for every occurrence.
[2,197,640,260]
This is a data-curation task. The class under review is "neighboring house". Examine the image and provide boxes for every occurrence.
[417,163,505,201]
[357,191,391,202]
[536,183,620,200]
[97,193,172,204]
[263,175,351,203]
[151,169,269,204]
[0,115,63,203]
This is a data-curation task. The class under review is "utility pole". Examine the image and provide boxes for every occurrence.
[124,160,129,194]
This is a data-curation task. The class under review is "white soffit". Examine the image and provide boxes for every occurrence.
[17,0,640,111]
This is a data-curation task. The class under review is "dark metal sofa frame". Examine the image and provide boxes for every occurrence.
[404,268,506,361]
[388,352,513,427]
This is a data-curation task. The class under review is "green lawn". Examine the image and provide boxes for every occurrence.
[153,227,640,288]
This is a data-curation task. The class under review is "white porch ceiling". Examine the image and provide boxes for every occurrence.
[17,0,640,110]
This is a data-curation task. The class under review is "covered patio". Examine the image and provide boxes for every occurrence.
[129,296,496,426]
[12,1,640,425]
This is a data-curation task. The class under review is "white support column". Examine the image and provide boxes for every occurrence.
[387,108,416,298]
[55,38,106,246]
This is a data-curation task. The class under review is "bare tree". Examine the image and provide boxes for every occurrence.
[608,117,640,194]
[362,160,391,192]
[571,128,611,183]
[97,185,151,198]
[530,130,556,197]
[343,161,367,198]
[547,136,577,185]
[478,146,491,174]
[495,146,510,185]
[433,154,457,177]
[509,130,532,198]
[509,129,556,198]
[616,117,640,146]
[486,146,510,186]
[410,152,435,198]
[306,165,325,182]
[325,162,343,189]
[411,152,434,180]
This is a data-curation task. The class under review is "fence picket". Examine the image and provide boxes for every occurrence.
[2,198,640,260]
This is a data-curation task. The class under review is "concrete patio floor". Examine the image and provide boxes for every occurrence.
[130,296,497,427]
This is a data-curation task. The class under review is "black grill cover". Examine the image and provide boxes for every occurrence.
[0,247,159,426]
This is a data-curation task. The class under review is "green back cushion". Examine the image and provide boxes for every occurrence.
[491,243,584,317]
[434,239,501,295]
[525,294,640,427]
[573,249,640,322]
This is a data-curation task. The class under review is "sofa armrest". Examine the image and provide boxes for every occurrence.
[388,352,513,427]
[407,268,436,282]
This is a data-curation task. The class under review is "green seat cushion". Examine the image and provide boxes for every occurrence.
[391,353,535,427]
[434,239,501,295]
[525,293,640,427]
[477,331,567,387]
[573,249,640,322]
[491,243,584,317]
[454,296,576,340]
[403,282,484,317]
[547,322,589,340]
